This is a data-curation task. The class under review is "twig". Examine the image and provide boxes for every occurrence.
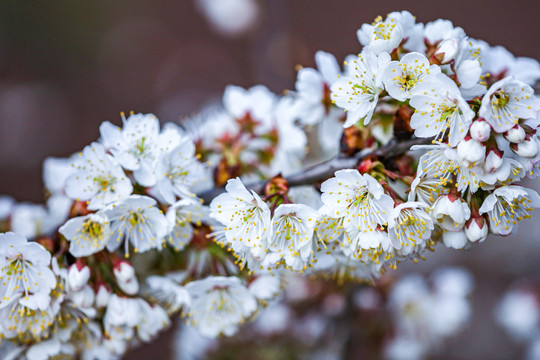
[198,137,431,204]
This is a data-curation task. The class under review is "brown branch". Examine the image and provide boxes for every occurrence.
[198,137,432,204]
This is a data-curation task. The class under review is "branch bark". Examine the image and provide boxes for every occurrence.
[198,137,431,204]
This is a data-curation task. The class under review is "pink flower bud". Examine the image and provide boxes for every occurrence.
[68,260,90,292]
[464,216,488,242]
[504,125,526,143]
[470,120,491,142]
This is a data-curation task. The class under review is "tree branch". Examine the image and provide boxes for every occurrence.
[198,137,431,204]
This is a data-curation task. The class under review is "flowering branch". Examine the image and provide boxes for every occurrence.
[199,137,431,203]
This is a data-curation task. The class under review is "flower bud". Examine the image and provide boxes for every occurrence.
[96,284,111,308]
[457,138,486,167]
[469,120,491,142]
[511,138,539,158]
[68,260,90,292]
[442,230,468,249]
[504,125,526,143]
[117,277,139,296]
[434,38,460,63]
[113,261,139,295]
[70,285,95,309]
[431,194,471,231]
[464,216,488,243]
[483,149,504,173]
[113,261,136,283]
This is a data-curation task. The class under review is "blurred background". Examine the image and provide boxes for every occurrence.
[0,1,539,358]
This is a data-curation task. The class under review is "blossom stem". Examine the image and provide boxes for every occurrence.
[199,137,432,203]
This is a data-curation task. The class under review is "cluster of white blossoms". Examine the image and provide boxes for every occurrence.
[0,10,540,359]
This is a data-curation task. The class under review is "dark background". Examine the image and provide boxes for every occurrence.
[0,1,539,359]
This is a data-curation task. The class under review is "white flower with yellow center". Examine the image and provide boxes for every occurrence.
[104,195,168,255]
[410,73,475,146]
[0,292,56,342]
[357,14,404,55]
[65,142,133,210]
[154,137,208,204]
[408,170,448,206]
[383,52,440,101]
[479,77,540,133]
[184,276,257,338]
[387,202,434,255]
[165,200,206,251]
[59,213,111,257]
[331,50,390,127]
[315,216,345,245]
[479,185,540,235]
[320,169,394,233]
[210,178,271,261]
[0,232,56,303]
[268,204,318,271]
[100,113,182,187]
[342,226,393,260]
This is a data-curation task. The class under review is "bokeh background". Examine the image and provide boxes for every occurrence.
[0,1,539,358]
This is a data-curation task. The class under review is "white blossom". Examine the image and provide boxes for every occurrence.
[104,195,168,255]
[165,200,205,251]
[331,50,390,127]
[387,202,434,254]
[210,178,271,262]
[424,19,465,45]
[154,136,208,204]
[320,170,394,233]
[295,51,341,126]
[184,276,257,338]
[103,295,140,341]
[357,14,403,55]
[382,52,440,101]
[268,203,318,271]
[0,292,57,342]
[0,232,56,302]
[65,142,133,210]
[100,113,181,187]
[145,275,190,314]
[59,213,111,257]
[479,77,540,133]
[479,185,540,235]
[410,73,475,146]
[434,38,460,63]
